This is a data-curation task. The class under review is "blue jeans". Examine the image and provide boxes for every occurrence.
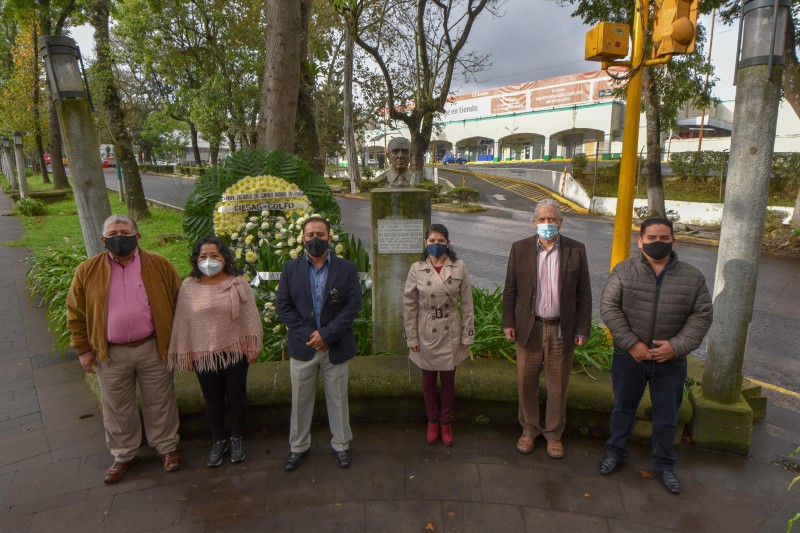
[606,348,687,470]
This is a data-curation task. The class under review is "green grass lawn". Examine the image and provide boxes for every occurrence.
[3,173,192,277]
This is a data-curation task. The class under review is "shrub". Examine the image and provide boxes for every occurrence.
[669,151,727,182]
[12,197,47,217]
[414,179,442,196]
[359,176,387,193]
[571,153,588,178]
[633,205,681,222]
[573,321,614,378]
[469,287,516,361]
[24,243,86,354]
[445,186,480,204]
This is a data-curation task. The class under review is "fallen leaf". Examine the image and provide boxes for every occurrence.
[425,521,435,531]
[639,470,653,479]
[447,511,456,518]
[583,492,591,498]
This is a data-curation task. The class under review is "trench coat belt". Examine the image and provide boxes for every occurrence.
[534,316,560,325]
[421,308,447,319]
[110,333,155,348]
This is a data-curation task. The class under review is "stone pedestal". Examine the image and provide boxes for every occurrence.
[370,188,431,354]
[689,386,753,456]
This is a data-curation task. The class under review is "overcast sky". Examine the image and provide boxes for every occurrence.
[69,0,739,102]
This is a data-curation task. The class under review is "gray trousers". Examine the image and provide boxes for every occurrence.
[289,350,352,453]
[95,339,181,462]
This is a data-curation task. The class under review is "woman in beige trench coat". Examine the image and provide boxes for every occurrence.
[403,224,474,446]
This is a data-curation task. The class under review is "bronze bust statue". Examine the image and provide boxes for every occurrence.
[385,137,413,187]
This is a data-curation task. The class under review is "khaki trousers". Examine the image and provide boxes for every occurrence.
[289,350,352,453]
[516,321,574,442]
[95,338,181,462]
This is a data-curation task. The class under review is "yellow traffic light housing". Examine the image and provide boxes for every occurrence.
[585,22,630,62]
[652,0,699,57]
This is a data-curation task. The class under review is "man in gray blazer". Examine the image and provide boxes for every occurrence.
[502,199,592,459]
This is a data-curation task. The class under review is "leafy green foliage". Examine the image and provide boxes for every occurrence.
[571,153,588,178]
[23,243,87,355]
[669,151,728,182]
[469,287,516,362]
[573,321,614,378]
[445,186,480,204]
[12,197,46,217]
[182,148,342,243]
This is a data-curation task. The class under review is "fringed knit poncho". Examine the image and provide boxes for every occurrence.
[167,275,263,372]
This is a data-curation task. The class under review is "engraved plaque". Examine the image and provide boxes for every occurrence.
[377,219,423,254]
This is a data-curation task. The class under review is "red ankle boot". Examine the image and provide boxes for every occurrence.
[441,423,453,446]
[426,421,439,444]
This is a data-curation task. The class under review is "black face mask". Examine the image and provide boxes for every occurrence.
[104,235,138,257]
[642,240,673,260]
[304,237,329,258]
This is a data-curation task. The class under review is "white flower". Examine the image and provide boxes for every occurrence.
[246,222,255,230]
[249,216,258,222]
[332,234,340,242]
[245,235,254,245]
[259,239,265,246]
[261,222,270,230]
[275,222,283,229]
[288,237,296,246]
[289,249,299,259]
[231,233,239,241]
[335,244,344,254]
[272,325,282,333]
[245,250,257,263]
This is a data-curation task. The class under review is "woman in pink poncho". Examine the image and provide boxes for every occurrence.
[168,236,263,467]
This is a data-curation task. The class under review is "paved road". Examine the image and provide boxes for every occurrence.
[109,169,800,394]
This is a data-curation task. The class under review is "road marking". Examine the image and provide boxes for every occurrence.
[476,176,575,212]
[491,194,506,201]
[746,377,800,399]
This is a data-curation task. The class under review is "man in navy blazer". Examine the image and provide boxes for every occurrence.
[277,216,362,471]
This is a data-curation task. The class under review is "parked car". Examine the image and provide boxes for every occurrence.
[102,157,116,168]
[43,153,51,165]
[442,153,466,165]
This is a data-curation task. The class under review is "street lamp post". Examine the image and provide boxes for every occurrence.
[13,132,28,199]
[692,0,790,455]
[39,35,111,257]
[2,137,17,190]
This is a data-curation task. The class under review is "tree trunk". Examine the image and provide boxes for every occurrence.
[257,0,306,153]
[791,188,800,229]
[643,68,665,217]
[292,0,323,173]
[343,21,360,193]
[209,142,219,166]
[782,19,800,118]
[48,99,69,188]
[91,0,150,220]
[31,23,50,184]
[190,123,201,166]
[226,132,236,153]
[409,129,427,185]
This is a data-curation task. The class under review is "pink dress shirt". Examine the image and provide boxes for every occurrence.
[106,249,155,344]
[535,238,560,318]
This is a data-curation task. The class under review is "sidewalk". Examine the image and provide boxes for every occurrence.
[1,194,799,532]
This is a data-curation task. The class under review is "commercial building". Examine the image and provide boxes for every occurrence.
[364,69,800,164]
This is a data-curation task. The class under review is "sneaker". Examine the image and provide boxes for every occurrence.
[207,439,229,467]
[230,437,245,463]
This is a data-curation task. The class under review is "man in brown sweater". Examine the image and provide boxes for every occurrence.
[67,214,183,484]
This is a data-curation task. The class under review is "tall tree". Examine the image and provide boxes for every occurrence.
[91,0,149,219]
[354,0,499,181]
[293,0,324,173]
[257,0,310,152]
[334,0,363,192]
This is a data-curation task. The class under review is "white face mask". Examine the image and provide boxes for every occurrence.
[198,258,223,277]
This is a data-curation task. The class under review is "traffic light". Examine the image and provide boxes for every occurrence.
[585,21,630,62]
[652,0,699,57]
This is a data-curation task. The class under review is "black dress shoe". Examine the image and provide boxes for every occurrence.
[284,451,308,471]
[658,470,681,494]
[334,449,351,469]
[599,453,622,476]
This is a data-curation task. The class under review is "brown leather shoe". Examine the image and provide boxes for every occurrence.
[161,450,182,472]
[104,457,138,484]
[546,440,564,459]
[516,435,535,454]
